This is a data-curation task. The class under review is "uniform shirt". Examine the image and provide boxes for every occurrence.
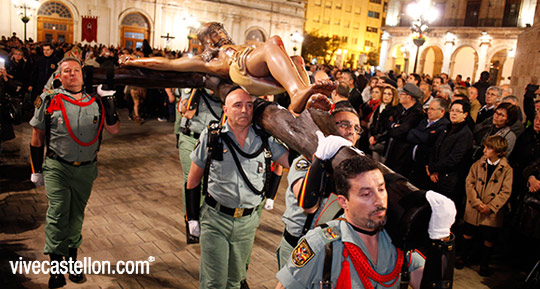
[282,156,311,237]
[282,155,331,237]
[173,88,182,135]
[30,87,101,162]
[180,88,223,134]
[277,219,425,289]
[191,122,287,208]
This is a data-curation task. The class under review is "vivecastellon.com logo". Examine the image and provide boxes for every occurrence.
[10,256,154,275]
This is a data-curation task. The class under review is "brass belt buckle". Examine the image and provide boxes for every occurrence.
[72,161,81,166]
[233,208,244,218]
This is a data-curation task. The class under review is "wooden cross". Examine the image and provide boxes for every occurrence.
[161,33,175,42]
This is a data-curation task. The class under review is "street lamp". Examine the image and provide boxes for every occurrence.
[407,0,438,73]
[290,31,304,55]
[12,0,40,43]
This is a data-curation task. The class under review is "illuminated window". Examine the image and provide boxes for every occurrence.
[121,13,149,28]
[37,1,72,18]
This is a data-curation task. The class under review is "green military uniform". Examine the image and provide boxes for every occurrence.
[30,87,102,256]
[173,88,182,143]
[278,155,310,268]
[278,155,339,269]
[179,88,222,210]
[191,122,287,289]
[277,219,425,289]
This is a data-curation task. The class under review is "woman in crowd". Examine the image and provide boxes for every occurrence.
[368,85,398,162]
[426,100,473,204]
[360,85,382,125]
[361,76,379,104]
[473,102,519,158]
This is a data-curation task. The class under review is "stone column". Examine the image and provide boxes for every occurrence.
[442,32,455,73]
[378,31,391,72]
[510,0,540,99]
[476,32,491,80]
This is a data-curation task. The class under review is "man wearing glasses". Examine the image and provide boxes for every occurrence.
[277,106,362,268]
[407,98,450,188]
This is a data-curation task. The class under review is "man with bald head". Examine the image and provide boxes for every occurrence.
[185,88,290,288]
[468,86,481,122]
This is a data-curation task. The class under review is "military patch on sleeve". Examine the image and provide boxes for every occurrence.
[322,226,340,241]
[34,97,42,109]
[291,238,314,267]
[294,158,310,171]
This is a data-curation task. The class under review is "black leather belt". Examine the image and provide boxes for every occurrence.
[47,151,96,166]
[283,229,301,247]
[181,127,200,140]
[205,194,257,218]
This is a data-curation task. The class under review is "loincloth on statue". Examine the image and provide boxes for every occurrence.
[229,47,285,96]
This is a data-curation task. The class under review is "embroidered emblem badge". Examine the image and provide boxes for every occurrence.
[34,97,42,109]
[291,239,314,267]
[295,158,309,171]
[323,227,340,240]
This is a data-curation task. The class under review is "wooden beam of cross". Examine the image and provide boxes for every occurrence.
[161,33,175,42]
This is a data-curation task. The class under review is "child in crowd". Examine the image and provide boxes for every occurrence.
[457,135,513,276]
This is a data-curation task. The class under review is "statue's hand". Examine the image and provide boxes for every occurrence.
[306,93,332,112]
[118,55,134,66]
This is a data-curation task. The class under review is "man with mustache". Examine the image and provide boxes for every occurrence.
[276,151,456,289]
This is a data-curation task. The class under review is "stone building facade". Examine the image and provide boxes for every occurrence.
[379,0,536,85]
[2,0,306,54]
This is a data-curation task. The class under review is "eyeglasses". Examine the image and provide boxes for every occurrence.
[336,120,362,134]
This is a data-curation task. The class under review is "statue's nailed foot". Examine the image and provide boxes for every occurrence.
[291,80,338,114]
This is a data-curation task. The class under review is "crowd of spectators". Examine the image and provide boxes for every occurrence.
[1,32,540,278]
[0,34,182,125]
[301,62,540,276]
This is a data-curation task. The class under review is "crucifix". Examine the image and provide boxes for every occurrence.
[89,21,456,287]
[161,33,175,49]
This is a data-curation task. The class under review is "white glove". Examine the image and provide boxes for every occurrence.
[188,220,200,237]
[426,190,456,240]
[31,173,44,187]
[314,131,352,160]
[264,199,274,210]
[97,84,115,97]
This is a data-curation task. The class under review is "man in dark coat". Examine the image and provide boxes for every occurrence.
[383,83,425,177]
[473,71,491,106]
[29,44,60,102]
[407,98,450,188]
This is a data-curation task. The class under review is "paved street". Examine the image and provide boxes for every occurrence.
[0,108,524,288]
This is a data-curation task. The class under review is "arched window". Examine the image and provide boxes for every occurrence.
[121,13,149,28]
[38,1,72,18]
[120,12,150,49]
[37,1,74,43]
